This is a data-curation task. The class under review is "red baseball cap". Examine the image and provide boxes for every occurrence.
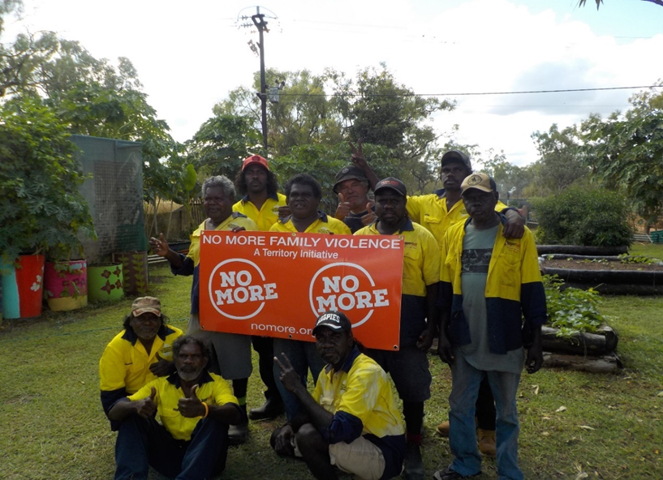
[241,155,270,172]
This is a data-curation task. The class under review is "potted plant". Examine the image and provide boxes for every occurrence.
[0,97,96,318]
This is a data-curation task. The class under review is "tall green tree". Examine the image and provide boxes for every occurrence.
[527,124,589,196]
[580,86,663,228]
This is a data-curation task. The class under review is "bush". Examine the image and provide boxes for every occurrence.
[531,187,632,246]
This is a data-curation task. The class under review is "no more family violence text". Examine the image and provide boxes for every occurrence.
[203,234,402,250]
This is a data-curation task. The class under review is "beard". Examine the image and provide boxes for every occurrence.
[177,366,203,382]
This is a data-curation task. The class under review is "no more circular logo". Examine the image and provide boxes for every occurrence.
[208,259,278,320]
[309,262,389,327]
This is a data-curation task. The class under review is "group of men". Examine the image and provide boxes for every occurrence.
[99,147,547,480]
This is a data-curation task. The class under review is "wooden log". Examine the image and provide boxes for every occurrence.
[541,325,618,356]
[537,245,628,256]
[542,352,622,373]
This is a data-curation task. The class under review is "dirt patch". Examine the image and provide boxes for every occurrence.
[542,258,663,271]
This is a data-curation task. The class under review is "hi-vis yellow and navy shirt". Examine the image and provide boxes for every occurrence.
[313,347,405,480]
[354,219,440,347]
[269,211,352,235]
[406,189,510,250]
[172,213,258,314]
[439,217,547,354]
[99,324,183,419]
[129,370,239,441]
[233,192,287,232]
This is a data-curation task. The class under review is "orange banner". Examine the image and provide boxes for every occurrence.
[199,231,404,351]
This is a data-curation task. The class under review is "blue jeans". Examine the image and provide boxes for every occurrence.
[273,339,325,420]
[114,415,229,480]
[448,351,523,480]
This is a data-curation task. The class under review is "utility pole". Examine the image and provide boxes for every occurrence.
[238,6,276,154]
[252,8,269,152]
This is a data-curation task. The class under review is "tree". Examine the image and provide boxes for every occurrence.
[580,86,663,229]
[579,0,663,9]
[0,96,95,262]
[527,124,589,196]
[481,151,533,204]
[186,113,262,179]
[215,64,454,194]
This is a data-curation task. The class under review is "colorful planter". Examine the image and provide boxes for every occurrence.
[1,254,45,319]
[88,263,124,302]
[44,260,88,311]
[112,251,148,295]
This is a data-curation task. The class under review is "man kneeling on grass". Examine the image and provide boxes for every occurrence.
[272,311,406,480]
[108,335,241,480]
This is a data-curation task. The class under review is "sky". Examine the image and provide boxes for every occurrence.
[4,0,663,166]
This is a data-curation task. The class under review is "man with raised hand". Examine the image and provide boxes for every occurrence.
[233,154,287,421]
[272,311,406,480]
[269,173,351,422]
[332,140,378,233]
[108,335,241,480]
[355,177,440,480]
[433,173,546,480]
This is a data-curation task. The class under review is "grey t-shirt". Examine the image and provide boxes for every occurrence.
[459,223,524,374]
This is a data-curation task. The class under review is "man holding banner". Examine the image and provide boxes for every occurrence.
[233,154,287,421]
[149,175,257,444]
[269,173,352,421]
[355,177,440,480]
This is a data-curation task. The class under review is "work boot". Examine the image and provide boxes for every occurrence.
[228,406,249,445]
[402,442,424,479]
[249,395,285,421]
[436,421,450,437]
[477,428,496,457]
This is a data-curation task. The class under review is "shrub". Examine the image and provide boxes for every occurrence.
[543,275,607,339]
[531,186,632,246]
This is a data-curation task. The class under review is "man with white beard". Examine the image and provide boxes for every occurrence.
[108,336,241,480]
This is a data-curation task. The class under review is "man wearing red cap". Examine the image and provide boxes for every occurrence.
[232,154,289,420]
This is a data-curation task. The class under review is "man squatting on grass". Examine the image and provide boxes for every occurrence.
[433,173,547,480]
[108,335,241,480]
[99,297,182,431]
[272,311,406,480]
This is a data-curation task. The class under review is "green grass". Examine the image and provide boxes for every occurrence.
[1,265,662,479]
[629,242,663,261]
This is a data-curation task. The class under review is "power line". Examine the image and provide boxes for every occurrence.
[272,85,661,99]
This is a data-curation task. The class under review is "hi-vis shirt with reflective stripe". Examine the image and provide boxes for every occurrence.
[233,192,286,232]
[406,190,509,250]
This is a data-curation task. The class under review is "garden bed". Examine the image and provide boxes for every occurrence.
[541,254,663,295]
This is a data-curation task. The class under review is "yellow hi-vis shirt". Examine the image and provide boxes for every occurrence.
[128,371,238,441]
[406,190,509,250]
[269,211,352,235]
[99,325,183,395]
[313,351,405,439]
[439,219,547,354]
[186,214,258,267]
[354,219,440,297]
[233,192,287,232]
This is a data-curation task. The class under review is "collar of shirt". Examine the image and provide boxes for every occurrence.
[241,192,279,203]
[324,345,361,374]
